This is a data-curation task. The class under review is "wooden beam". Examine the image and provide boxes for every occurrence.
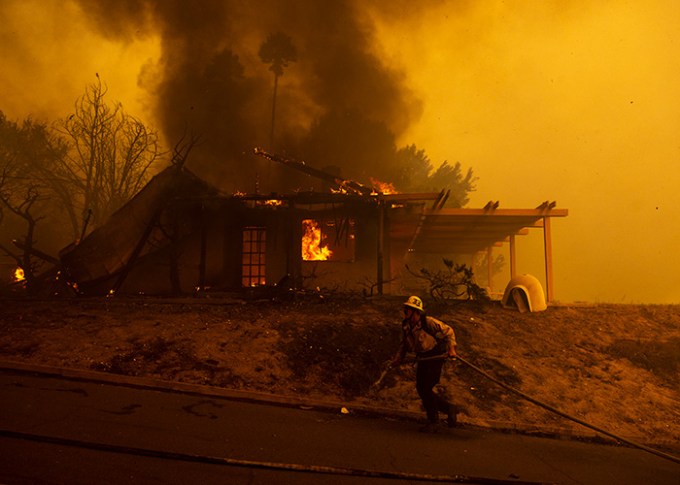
[423,208,568,217]
[377,200,385,295]
[12,240,59,265]
[381,192,441,202]
[198,204,207,289]
[413,226,533,236]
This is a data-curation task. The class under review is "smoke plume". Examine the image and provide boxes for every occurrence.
[75,0,426,192]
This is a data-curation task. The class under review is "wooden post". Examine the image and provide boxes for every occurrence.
[377,200,385,295]
[509,234,517,278]
[198,203,207,289]
[543,216,554,302]
[486,246,493,293]
[290,207,303,289]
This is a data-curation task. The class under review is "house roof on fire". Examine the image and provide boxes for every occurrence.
[251,149,568,256]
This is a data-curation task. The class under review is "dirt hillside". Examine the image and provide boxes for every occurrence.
[0,295,678,450]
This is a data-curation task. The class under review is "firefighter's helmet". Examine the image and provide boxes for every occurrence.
[403,295,424,313]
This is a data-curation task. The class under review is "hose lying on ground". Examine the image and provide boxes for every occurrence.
[449,354,680,465]
[0,428,556,485]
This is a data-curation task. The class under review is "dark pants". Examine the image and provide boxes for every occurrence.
[416,355,451,423]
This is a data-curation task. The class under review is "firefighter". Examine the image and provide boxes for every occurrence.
[390,295,459,433]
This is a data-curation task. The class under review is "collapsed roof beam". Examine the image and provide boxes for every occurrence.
[253,148,374,196]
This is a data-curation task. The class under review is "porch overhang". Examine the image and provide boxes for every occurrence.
[388,201,568,302]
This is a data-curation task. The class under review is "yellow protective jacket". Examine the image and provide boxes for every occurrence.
[397,315,457,358]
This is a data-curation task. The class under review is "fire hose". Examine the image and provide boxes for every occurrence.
[374,354,680,465]
[0,428,555,484]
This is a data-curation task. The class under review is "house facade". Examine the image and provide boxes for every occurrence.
[59,163,568,300]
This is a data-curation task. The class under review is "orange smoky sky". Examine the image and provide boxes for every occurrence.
[0,0,159,126]
[369,1,680,304]
[1,0,679,303]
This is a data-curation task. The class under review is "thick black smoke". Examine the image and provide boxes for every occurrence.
[76,0,429,192]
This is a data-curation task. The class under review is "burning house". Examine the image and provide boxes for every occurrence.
[57,150,567,300]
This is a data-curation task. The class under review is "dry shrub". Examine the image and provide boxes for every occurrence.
[279,320,401,399]
[607,337,680,388]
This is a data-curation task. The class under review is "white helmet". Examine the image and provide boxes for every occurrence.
[403,295,424,313]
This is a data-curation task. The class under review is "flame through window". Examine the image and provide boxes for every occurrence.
[301,219,331,261]
[301,218,355,262]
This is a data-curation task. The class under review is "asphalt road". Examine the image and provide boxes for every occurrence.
[0,367,678,484]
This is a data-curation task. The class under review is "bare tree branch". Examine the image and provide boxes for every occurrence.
[54,76,163,235]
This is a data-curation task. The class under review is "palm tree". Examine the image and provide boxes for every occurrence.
[259,32,297,150]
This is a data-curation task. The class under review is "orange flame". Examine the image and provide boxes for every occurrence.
[369,178,397,195]
[302,219,332,261]
[13,267,25,282]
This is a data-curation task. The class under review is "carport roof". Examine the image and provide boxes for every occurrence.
[389,201,568,255]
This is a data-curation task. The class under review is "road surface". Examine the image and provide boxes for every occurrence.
[0,367,677,484]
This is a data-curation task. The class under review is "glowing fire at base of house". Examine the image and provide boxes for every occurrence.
[301,219,332,261]
[13,267,25,282]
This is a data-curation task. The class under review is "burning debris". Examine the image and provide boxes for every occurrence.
[369,178,397,195]
[261,199,284,207]
[254,148,376,196]
[13,267,25,283]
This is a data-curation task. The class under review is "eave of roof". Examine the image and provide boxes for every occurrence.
[391,205,568,255]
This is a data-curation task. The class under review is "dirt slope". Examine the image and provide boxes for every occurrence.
[0,295,678,450]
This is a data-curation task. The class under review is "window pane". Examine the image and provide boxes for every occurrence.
[242,227,266,287]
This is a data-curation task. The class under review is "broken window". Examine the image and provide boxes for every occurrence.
[242,227,266,286]
[301,218,355,262]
